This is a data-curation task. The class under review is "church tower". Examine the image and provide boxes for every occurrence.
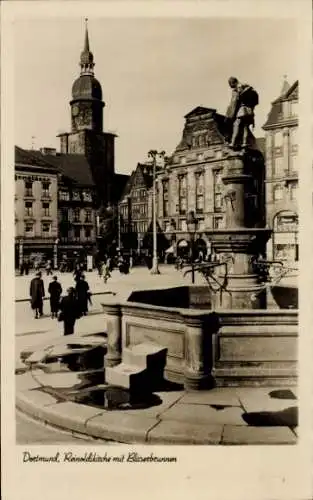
[58,19,116,206]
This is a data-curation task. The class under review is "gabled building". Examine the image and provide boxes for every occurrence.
[118,163,153,252]
[263,79,299,262]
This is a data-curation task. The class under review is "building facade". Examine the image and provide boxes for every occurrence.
[263,79,299,263]
[156,106,265,257]
[15,147,59,268]
[15,146,99,267]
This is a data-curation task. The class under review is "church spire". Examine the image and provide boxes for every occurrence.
[80,18,95,76]
[84,17,90,52]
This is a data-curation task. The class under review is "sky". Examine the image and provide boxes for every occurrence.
[14,17,299,174]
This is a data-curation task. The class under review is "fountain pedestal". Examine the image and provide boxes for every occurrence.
[206,150,271,309]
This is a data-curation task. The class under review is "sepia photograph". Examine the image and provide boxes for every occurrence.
[13,15,301,446]
[1,1,313,499]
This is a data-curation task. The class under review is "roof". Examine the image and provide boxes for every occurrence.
[119,163,153,202]
[263,80,298,129]
[15,146,58,172]
[184,106,216,119]
[72,75,102,101]
[16,147,95,186]
[175,108,230,153]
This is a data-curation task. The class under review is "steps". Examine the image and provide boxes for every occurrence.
[105,343,167,392]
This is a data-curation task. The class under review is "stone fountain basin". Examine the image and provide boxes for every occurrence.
[102,285,298,387]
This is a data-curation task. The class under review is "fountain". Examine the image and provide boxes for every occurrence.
[102,81,298,392]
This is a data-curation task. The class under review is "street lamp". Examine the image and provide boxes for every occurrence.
[148,149,166,275]
[54,238,59,270]
[186,210,199,284]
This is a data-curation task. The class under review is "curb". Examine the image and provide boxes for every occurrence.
[16,383,297,445]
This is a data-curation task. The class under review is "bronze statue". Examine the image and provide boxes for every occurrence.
[225,77,259,150]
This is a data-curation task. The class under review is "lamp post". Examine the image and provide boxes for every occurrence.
[117,203,121,250]
[186,210,199,284]
[54,238,59,270]
[148,149,166,275]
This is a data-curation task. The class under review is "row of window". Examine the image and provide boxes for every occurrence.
[23,180,51,198]
[131,204,147,218]
[60,208,93,223]
[23,222,93,239]
[266,127,298,149]
[17,180,93,203]
[21,204,94,221]
[59,190,92,202]
[24,222,53,234]
[23,201,52,217]
[64,227,93,239]
[131,189,147,201]
[268,156,298,177]
[121,222,148,233]
[163,216,224,232]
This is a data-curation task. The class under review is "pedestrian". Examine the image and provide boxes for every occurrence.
[29,271,45,319]
[48,276,63,319]
[73,263,82,283]
[97,260,104,277]
[19,261,24,276]
[58,287,80,336]
[103,261,111,284]
[46,259,52,276]
[75,274,90,316]
[24,259,30,275]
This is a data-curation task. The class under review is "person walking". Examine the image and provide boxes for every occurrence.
[48,276,63,319]
[73,263,82,283]
[75,274,90,316]
[24,259,30,275]
[97,260,104,277]
[103,260,111,284]
[29,271,45,319]
[46,259,52,276]
[58,287,80,336]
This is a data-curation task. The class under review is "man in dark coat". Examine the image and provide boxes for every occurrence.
[29,271,45,319]
[59,287,80,336]
[48,276,63,319]
[75,275,90,316]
